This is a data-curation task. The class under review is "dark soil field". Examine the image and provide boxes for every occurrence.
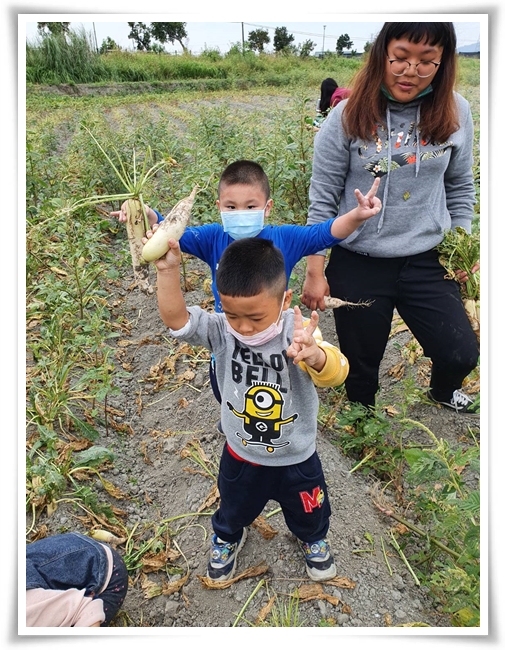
[25,249,480,632]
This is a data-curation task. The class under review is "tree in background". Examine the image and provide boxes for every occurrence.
[150,23,188,53]
[248,28,270,53]
[99,36,120,54]
[336,34,354,56]
[299,39,316,58]
[227,42,247,56]
[273,26,295,53]
[37,22,70,36]
[127,22,152,51]
[364,41,372,53]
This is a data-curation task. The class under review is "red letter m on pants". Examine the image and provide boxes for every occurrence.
[299,486,324,513]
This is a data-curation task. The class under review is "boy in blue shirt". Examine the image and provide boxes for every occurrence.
[112,160,381,313]
[112,160,380,402]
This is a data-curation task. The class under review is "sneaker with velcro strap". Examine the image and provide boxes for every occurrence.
[206,528,247,582]
[427,389,476,413]
[299,538,337,582]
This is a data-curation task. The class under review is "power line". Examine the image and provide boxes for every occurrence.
[242,22,477,47]
[242,22,370,43]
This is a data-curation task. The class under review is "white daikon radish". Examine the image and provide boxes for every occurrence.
[142,186,199,262]
[324,296,373,309]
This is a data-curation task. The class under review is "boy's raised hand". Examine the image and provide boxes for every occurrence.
[328,177,382,242]
[287,305,326,370]
[354,177,382,221]
[152,234,189,331]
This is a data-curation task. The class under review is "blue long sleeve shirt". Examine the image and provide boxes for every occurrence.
[154,211,342,312]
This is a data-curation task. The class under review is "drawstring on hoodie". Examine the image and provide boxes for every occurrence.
[378,103,421,233]
[415,103,421,177]
[377,108,392,233]
[377,88,428,233]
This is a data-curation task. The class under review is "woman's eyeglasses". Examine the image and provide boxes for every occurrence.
[387,58,440,78]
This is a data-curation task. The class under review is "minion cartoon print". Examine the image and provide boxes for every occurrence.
[227,382,298,453]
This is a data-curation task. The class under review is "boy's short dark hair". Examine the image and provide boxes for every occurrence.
[216,238,286,299]
[218,160,270,200]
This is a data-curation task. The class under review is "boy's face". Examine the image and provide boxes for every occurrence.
[217,183,273,216]
[220,288,292,337]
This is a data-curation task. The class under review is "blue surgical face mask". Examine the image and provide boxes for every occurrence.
[220,208,265,240]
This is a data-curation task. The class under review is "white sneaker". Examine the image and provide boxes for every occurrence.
[428,389,476,413]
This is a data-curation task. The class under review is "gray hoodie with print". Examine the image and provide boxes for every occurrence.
[307,91,476,257]
[170,306,334,467]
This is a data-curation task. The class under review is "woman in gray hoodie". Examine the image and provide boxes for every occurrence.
[301,22,479,412]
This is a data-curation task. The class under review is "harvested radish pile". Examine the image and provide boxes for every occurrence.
[436,226,480,342]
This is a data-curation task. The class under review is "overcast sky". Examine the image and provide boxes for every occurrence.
[22,15,483,55]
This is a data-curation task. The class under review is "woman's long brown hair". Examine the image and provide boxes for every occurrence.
[343,22,460,143]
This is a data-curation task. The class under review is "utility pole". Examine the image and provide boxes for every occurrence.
[242,22,244,55]
[92,22,98,52]
[322,25,326,58]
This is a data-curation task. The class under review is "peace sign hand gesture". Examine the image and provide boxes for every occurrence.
[329,177,382,240]
[287,306,326,371]
[353,177,382,222]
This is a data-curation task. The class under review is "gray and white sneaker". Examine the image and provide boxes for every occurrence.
[428,389,476,413]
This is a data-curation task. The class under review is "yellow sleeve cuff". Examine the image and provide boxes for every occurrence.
[299,342,349,388]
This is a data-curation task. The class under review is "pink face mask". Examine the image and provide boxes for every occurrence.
[225,293,286,347]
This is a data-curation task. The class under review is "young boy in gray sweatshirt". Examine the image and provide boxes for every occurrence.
[154,236,350,582]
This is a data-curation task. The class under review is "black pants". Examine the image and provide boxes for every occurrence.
[212,444,331,544]
[325,247,479,407]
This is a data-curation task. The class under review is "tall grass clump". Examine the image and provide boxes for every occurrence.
[26,29,369,90]
[26,28,109,84]
[96,51,151,82]
[99,51,228,82]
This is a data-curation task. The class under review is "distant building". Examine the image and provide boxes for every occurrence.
[340,50,362,57]
[313,50,363,58]
[457,42,480,58]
